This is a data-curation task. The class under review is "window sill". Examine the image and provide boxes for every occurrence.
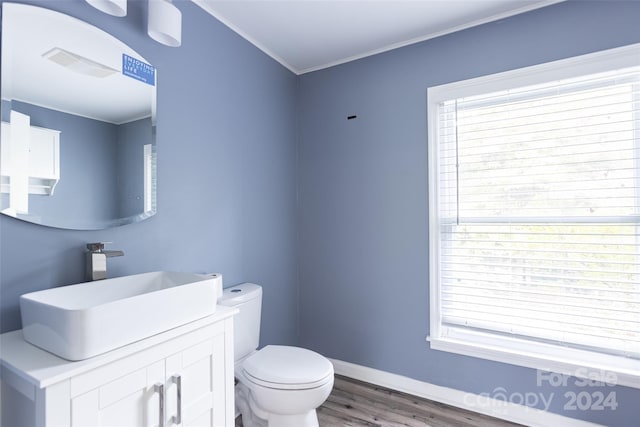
[427,332,640,390]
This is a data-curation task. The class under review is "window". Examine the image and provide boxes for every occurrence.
[143,143,156,214]
[427,44,640,388]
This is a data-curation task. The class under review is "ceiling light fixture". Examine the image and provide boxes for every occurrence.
[85,0,127,17]
[148,0,182,47]
[42,48,119,78]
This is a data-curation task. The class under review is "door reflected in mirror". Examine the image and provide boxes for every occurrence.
[0,3,157,230]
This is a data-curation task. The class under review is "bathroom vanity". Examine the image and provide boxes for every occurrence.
[0,307,237,427]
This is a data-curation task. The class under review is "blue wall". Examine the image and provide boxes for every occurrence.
[297,1,640,426]
[0,0,299,350]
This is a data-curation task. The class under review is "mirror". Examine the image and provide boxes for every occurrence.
[1,3,157,230]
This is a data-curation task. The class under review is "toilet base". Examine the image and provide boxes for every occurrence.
[236,381,320,427]
[267,411,319,427]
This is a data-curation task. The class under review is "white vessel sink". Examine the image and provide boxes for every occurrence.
[20,271,222,361]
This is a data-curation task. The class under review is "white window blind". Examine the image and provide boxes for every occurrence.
[428,45,640,386]
[143,143,157,214]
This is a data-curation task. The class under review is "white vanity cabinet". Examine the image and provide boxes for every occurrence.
[0,307,237,427]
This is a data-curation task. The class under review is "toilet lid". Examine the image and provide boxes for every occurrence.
[243,345,333,388]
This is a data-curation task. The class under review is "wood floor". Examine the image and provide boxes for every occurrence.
[236,375,524,427]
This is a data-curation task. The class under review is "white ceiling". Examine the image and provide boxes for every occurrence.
[195,0,564,75]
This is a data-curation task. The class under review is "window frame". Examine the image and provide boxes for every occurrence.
[427,43,640,389]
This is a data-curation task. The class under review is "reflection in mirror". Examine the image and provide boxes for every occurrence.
[0,3,157,230]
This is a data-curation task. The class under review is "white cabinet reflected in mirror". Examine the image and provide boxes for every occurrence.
[0,3,157,230]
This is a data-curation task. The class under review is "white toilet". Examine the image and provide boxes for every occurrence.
[218,283,334,427]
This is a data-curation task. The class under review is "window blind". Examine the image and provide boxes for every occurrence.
[143,143,157,214]
[436,66,640,359]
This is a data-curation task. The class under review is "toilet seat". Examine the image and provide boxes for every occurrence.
[243,345,334,390]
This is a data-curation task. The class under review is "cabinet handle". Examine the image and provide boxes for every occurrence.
[171,375,182,424]
[154,383,165,427]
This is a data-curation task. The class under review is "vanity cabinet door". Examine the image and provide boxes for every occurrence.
[165,333,227,427]
[70,335,228,427]
[71,360,165,427]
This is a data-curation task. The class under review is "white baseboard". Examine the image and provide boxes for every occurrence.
[330,358,604,427]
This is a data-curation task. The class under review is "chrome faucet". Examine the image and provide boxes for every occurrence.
[86,242,124,281]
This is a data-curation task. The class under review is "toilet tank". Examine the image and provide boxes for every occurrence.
[218,283,262,362]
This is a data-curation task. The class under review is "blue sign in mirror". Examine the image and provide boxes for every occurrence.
[123,54,156,86]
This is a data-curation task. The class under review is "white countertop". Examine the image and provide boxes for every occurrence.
[0,306,237,389]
